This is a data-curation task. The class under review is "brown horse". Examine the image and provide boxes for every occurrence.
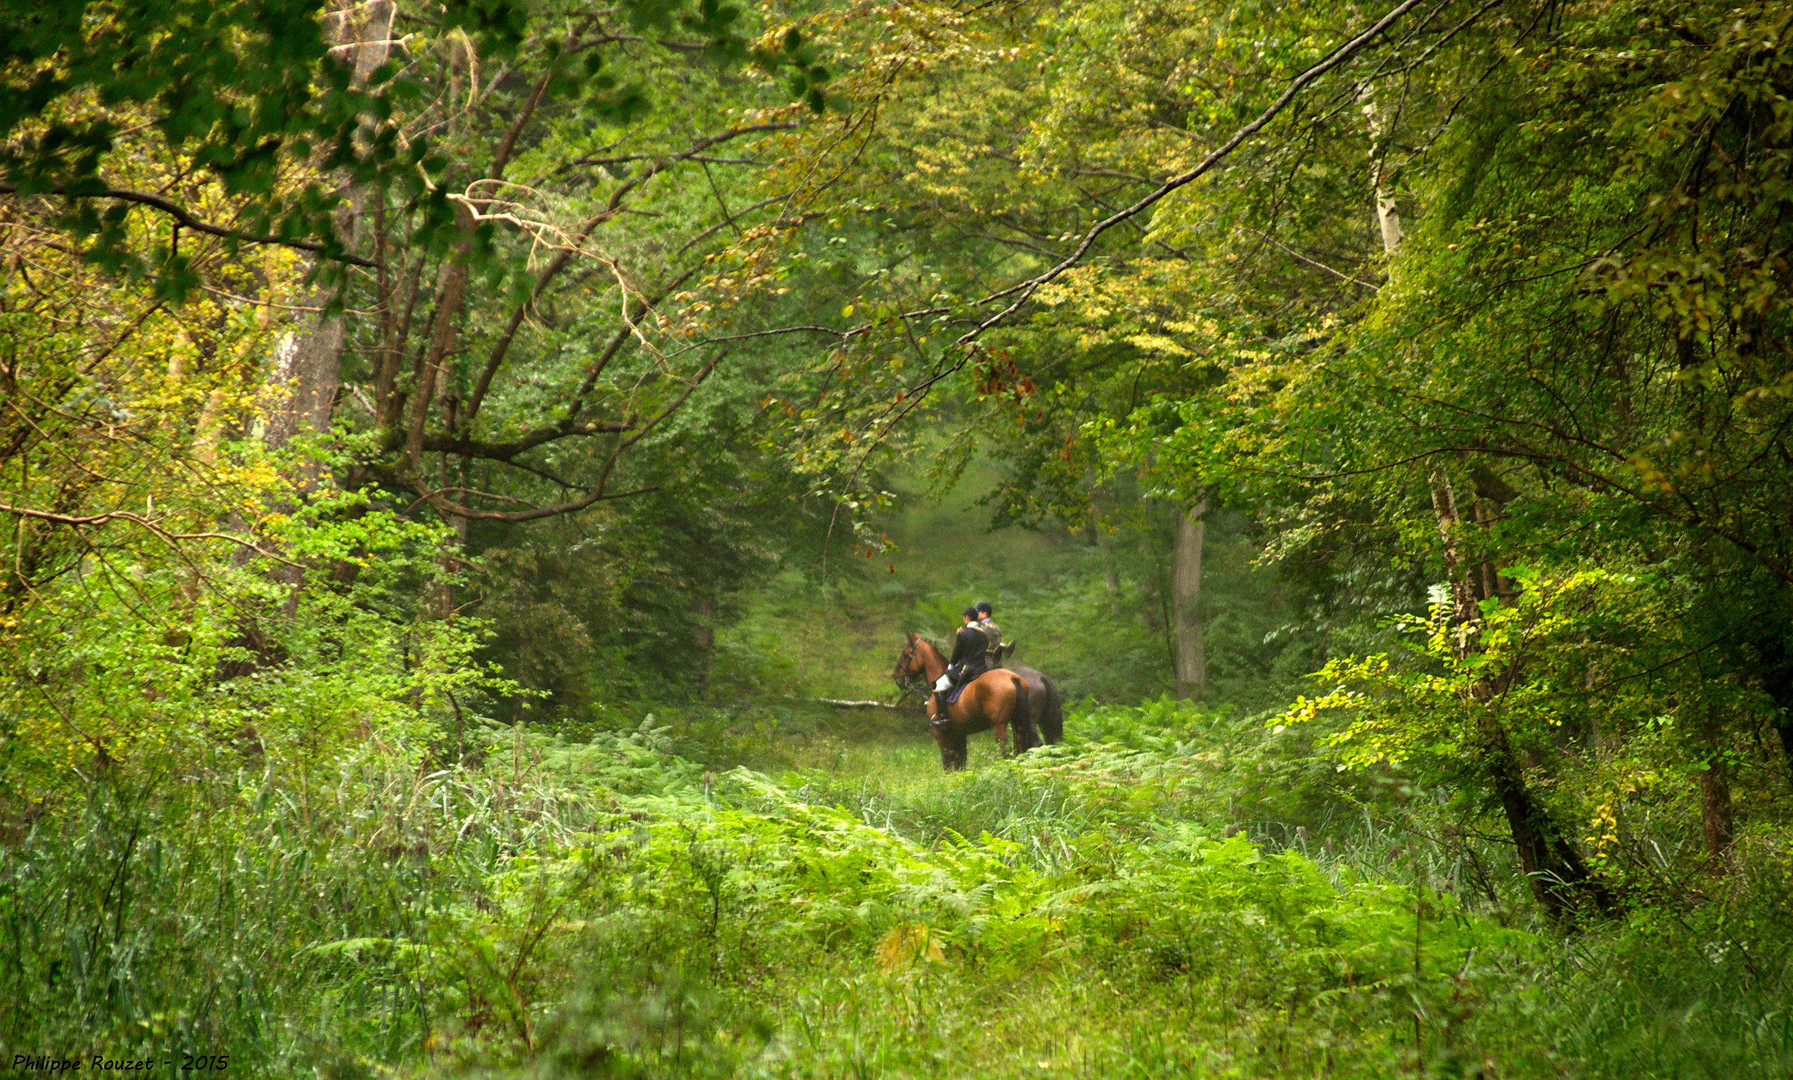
[892,632,1037,771]
[1006,663,1065,746]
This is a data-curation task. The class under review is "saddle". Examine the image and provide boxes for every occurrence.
[930,665,983,720]
[942,645,1016,705]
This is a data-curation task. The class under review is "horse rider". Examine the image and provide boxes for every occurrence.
[933,606,995,710]
[975,601,1004,666]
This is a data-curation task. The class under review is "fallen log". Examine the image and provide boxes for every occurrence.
[816,697,908,710]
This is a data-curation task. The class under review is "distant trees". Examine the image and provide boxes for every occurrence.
[0,0,849,758]
[760,0,1793,917]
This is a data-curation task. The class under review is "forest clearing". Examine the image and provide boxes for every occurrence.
[5,0,1793,1075]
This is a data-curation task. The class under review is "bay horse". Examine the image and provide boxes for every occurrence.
[892,632,1038,771]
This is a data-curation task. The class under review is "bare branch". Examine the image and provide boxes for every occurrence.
[951,0,1432,347]
[0,502,300,567]
[0,184,377,268]
[410,353,721,522]
[1238,226,1381,291]
[418,421,633,462]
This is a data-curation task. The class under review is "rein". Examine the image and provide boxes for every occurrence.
[893,641,929,695]
[893,638,944,715]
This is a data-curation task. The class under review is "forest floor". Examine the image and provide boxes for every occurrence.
[6,696,1788,1079]
[407,700,1789,1080]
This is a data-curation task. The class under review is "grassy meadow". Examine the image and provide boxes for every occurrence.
[5,694,1789,1079]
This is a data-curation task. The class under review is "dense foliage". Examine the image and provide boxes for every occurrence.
[5,0,1793,1075]
[9,704,1790,1077]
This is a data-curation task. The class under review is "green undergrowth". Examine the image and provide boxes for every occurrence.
[2,702,1790,1079]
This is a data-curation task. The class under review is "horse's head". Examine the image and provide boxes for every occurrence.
[892,631,930,695]
[892,631,923,679]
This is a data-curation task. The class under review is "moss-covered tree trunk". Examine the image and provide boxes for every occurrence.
[1171,500,1207,699]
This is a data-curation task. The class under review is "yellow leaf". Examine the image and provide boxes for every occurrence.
[876,923,946,971]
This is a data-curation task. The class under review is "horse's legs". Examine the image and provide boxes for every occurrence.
[941,730,968,771]
[1010,676,1039,752]
[1037,677,1063,745]
[1018,710,1047,753]
[929,693,966,770]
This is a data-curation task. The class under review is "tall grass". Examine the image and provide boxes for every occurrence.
[3,703,1789,1079]
[0,730,620,1075]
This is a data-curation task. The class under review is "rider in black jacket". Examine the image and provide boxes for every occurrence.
[945,606,992,688]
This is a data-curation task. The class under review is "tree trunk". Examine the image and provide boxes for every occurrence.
[1084,468,1122,610]
[263,1,395,466]
[1700,762,1735,864]
[1699,703,1735,865]
[692,591,717,693]
[1171,500,1207,700]
[1483,729,1611,920]
[247,1,393,617]
[1086,517,1122,608]
[1360,87,1404,256]
[264,315,345,458]
[1432,470,1615,920]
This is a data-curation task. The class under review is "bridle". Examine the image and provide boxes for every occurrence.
[892,640,931,700]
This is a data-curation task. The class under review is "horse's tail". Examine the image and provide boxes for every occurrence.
[1011,674,1039,749]
[1037,676,1064,745]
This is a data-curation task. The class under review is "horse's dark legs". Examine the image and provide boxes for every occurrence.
[1008,676,1040,753]
[1038,677,1063,745]
[934,728,968,771]
[1018,714,1047,749]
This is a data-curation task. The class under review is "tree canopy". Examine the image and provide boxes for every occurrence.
[5,0,1793,1073]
